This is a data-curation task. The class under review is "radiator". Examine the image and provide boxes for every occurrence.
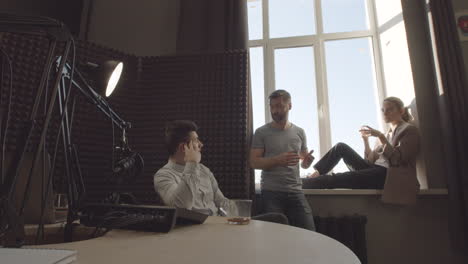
[314,215,368,264]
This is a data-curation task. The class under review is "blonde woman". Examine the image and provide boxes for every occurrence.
[302,97,420,204]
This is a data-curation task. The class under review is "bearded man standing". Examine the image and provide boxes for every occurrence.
[250,90,316,231]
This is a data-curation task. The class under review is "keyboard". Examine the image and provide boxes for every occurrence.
[79,203,209,233]
[79,203,177,233]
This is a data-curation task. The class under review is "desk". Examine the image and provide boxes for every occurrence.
[33,217,360,264]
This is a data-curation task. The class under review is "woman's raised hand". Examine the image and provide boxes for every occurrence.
[360,126,371,139]
[359,125,383,138]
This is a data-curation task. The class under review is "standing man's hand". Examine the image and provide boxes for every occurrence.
[301,150,315,169]
[184,140,201,163]
[275,151,301,167]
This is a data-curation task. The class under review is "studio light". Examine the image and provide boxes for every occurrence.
[86,60,124,97]
[104,61,123,97]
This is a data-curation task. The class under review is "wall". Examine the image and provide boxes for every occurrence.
[87,0,180,56]
[0,0,83,35]
[0,0,180,56]
[453,0,468,78]
[0,0,57,17]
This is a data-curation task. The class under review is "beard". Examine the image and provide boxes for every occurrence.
[272,113,286,122]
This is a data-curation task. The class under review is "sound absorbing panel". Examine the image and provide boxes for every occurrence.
[73,45,252,204]
[135,51,251,202]
[0,32,58,153]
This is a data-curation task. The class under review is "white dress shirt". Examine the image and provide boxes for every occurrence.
[153,160,235,216]
[373,125,400,168]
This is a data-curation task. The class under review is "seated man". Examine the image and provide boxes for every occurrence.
[154,120,288,224]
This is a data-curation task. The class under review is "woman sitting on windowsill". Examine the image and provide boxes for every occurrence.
[302,96,420,204]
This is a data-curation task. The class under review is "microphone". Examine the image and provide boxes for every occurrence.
[113,152,142,174]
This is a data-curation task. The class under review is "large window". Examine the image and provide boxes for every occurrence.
[248,0,415,182]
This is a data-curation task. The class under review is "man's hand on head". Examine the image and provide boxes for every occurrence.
[275,151,300,167]
[184,140,201,163]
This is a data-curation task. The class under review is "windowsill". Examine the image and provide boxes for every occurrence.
[301,188,448,195]
[254,183,448,196]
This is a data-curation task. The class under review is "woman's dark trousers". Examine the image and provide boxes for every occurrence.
[302,143,386,189]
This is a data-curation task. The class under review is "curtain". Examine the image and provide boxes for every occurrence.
[176,0,248,53]
[429,0,468,258]
[79,0,93,40]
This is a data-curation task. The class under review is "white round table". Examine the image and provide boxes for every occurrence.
[33,217,360,264]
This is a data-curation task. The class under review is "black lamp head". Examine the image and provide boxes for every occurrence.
[86,60,124,97]
[102,60,124,97]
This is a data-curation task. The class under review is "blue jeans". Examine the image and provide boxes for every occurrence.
[261,190,316,231]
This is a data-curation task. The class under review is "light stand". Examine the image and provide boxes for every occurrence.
[61,60,129,131]
[0,13,141,246]
[0,13,72,247]
[60,60,146,237]
[58,58,137,241]
[66,61,143,206]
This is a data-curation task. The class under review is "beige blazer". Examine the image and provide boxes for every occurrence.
[366,122,420,205]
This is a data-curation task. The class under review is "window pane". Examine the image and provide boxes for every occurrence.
[249,47,265,183]
[269,0,316,38]
[380,21,415,106]
[375,0,403,27]
[250,47,266,133]
[247,0,263,40]
[322,0,369,33]
[325,38,379,172]
[275,47,319,177]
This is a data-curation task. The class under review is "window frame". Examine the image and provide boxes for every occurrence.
[248,0,387,160]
